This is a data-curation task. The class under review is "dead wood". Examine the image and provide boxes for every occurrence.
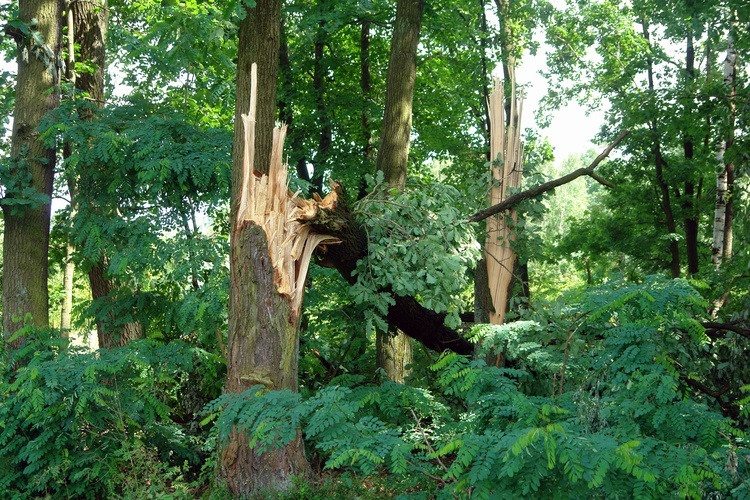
[468,130,630,223]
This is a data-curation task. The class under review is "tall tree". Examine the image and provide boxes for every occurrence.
[712,16,738,268]
[374,0,424,382]
[220,0,310,494]
[2,0,62,346]
[61,0,114,343]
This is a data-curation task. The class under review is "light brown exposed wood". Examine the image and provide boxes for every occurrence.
[485,76,524,325]
[235,102,340,321]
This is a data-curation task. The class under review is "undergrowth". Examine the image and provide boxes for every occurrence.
[2,277,749,498]
[209,276,750,499]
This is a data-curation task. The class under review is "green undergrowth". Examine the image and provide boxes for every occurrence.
[2,276,750,498]
[210,276,750,499]
[0,331,223,499]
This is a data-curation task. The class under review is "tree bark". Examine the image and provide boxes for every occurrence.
[374,0,424,382]
[66,0,139,348]
[375,0,423,188]
[221,223,308,494]
[221,1,310,494]
[3,0,62,347]
[682,29,700,276]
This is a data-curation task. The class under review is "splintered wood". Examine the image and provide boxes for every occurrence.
[486,74,524,325]
[236,63,339,318]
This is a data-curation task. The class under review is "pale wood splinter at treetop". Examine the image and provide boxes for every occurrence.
[235,63,340,320]
[485,74,524,326]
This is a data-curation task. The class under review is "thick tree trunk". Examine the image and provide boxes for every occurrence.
[484,75,523,326]
[221,223,308,493]
[376,0,423,188]
[221,0,311,492]
[3,0,61,347]
[374,0,424,382]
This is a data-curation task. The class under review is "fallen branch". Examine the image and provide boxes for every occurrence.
[702,321,750,340]
[304,182,474,355]
[468,130,630,223]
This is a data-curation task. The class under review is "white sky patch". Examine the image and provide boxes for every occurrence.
[516,46,606,164]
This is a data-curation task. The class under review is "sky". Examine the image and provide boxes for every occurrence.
[515,46,606,165]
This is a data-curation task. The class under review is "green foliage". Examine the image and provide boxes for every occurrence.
[0,146,51,215]
[210,277,750,498]
[350,177,480,331]
[0,329,222,498]
[44,96,231,344]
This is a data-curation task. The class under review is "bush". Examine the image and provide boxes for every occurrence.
[0,328,222,498]
[210,277,750,499]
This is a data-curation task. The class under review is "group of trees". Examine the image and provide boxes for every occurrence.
[0,0,748,497]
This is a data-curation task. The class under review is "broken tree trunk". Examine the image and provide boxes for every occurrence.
[485,76,524,325]
[221,63,339,495]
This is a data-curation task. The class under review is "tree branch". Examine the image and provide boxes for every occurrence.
[702,321,750,340]
[304,182,474,355]
[468,130,630,223]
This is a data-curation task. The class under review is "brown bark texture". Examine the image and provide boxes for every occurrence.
[221,223,309,494]
[3,0,62,347]
[374,0,424,381]
[375,0,423,188]
[682,30,700,276]
[221,5,317,484]
[68,0,139,347]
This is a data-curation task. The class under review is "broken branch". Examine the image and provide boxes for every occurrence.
[468,130,629,223]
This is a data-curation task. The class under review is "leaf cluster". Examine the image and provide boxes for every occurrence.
[350,177,480,331]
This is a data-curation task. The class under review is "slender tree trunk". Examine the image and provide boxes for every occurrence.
[713,25,737,266]
[221,1,310,494]
[642,20,680,277]
[374,0,424,382]
[3,0,61,347]
[682,29,700,276]
[361,18,374,163]
[310,1,331,193]
[278,18,310,185]
[60,2,77,334]
[66,0,137,347]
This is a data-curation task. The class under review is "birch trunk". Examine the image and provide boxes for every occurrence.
[712,26,737,268]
